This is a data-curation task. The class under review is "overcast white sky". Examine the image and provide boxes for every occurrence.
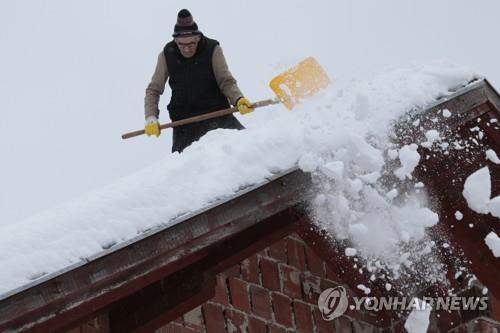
[1,0,499,225]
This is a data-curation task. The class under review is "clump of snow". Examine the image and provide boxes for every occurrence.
[485,232,500,257]
[463,167,491,214]
[463,166,500,218]
[357,284,371,295]
[404,299,432,333]
[421,129,440,148]
[486,149,500,164]
[442,109,451,118]
[489,196,500,218]
[454,211,463,221]
[345,248,357,256]
[0,61,478,296]
[394,144,421,180]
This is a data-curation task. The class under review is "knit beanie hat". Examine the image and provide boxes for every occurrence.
[173,9,200,37]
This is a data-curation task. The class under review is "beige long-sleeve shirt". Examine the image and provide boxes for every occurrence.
[144,45,243,119]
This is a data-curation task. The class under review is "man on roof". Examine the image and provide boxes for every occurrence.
[144,9,254,153]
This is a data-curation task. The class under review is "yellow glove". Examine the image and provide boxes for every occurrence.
[145,116,161,137]
[237,97,254,115]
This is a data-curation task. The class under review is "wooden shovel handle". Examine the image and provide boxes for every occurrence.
[121,98,280,140]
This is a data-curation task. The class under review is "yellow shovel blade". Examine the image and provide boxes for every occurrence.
[269,57,330,110]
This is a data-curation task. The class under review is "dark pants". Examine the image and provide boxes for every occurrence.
[171,114,244,153]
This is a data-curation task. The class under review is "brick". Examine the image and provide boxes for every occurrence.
[250,285,272,319]
[248,316,267,333]
[228,277,251,312]
[268,325,287,333]
[293,301,313,333]
[334,315,352,333]
[260,257,280,291]
[312,306,335,333]
[319,278,339,292]
[225,309,247,333]
[304,245,324,277]
[225,264,241,278]
[272,292,293,327]
[280,265,302,299]
[287,238,307,270]
[241,255,260,284]
[183,306,204,330]
[202,302,225,333]
[268,239,287,262]
[213,274,229,306]
[302,273,321,304]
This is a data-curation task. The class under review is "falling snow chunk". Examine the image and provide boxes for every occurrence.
[442,109,451,118]
[455,211,463,221]
[442,243,450,248]
[425,129,440,143]
[462,167,491,214]
[404,299,432,333]
[386,189,398,200]
[486,149,500,164]
[485,232,500,257]
[357,284,371,295]
[394,144,421,180]
[414,182,425,188]
[469,224,474,228]
[413,119,420,127]
[385,283,392,291]
[345,248,357,257]
[488,196,500,218]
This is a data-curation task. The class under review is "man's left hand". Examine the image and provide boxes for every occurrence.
[237,97,254,115]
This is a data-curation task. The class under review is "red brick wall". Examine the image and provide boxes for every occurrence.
[155,234,381,333]
[66,234,500,333]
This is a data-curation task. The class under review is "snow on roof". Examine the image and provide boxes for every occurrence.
[0,61,478,297]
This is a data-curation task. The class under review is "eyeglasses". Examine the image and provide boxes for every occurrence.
[175,38,199,49]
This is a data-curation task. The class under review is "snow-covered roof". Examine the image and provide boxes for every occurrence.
[1,63,500,332]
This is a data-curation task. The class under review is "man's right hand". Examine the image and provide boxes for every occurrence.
[145,116,161,137]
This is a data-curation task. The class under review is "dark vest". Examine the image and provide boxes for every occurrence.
[163,35,244,153]
[164,36,230,121]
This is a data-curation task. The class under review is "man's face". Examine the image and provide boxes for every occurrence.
[175,35,201,58]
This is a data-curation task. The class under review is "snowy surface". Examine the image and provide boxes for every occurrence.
[485,232,500,257]
[0,62,478,296]
[404,299,432,333]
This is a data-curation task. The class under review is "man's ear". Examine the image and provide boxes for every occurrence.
[196,35,201,42]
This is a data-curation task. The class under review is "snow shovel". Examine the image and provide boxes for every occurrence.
[122,57,330,139]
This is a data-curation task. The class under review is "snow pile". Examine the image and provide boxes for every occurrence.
[463,166,500,218]
[0,61,477,296]
[404,299,432,333]
[485,232,500,257]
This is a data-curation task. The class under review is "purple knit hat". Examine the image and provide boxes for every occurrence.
[173,9,200,37]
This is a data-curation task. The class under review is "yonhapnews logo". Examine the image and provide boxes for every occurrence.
[318,286,349,321]
[317,287,489,321]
